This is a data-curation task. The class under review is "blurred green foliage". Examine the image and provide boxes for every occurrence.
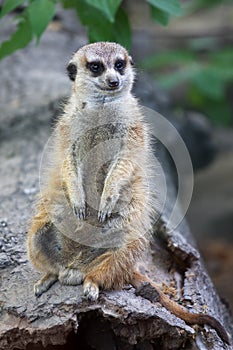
[0,0,56,58]
[141,44,233,126]
[141,0,233,126]
[0,0,232,125]
[0,0,181,59]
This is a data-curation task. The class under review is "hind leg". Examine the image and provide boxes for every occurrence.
[28,218,63,296]
[34,267,84,297]
[28,223,62,271]
[28,212,85,295]
[82,235,147,301]
[59,267,84,286]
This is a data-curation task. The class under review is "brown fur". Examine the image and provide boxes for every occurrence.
[131,271,230,344]
[27,42,229,345]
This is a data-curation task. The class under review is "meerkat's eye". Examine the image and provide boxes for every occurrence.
[114,59,126,73]
[87,61,104,76]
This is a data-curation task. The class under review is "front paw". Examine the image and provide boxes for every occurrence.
[98,194,119,223]
[73,204,86,220]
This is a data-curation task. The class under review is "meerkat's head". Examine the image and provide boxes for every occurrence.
[67,42,135,102]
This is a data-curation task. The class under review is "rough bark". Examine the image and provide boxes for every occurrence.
[0,96,232,350]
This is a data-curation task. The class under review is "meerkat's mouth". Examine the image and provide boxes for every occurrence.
[94,83,122,92]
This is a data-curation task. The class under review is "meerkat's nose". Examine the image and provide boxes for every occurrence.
[107,78,119,88]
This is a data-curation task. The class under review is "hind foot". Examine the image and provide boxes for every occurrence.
[83,277,99,301]
[34,273,58,297]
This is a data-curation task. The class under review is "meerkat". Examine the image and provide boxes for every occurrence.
[27,42,229,344]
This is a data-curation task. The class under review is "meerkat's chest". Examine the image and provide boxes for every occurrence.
[72,122,128,169]
[72,122,128,206]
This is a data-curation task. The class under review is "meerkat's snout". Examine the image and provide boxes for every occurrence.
[104,69,121,90]
[106,76,119,89]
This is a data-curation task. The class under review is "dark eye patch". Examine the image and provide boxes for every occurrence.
[114,59,126,74]
[87,61,104,76]
[67,62,77,81]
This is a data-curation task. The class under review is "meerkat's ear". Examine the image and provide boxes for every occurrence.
[129,56,134,66]
[67,62,77,81]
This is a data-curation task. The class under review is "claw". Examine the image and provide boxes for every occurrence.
[34,283,44,298]
[73,205,86,220]
[98,210,111,223]
[83,282,99,301]
[98,210,106,223]
[98,193,119,223]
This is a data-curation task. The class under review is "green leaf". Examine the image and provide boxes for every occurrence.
[147,0,182,16]
[86,0,122,22]
[88,20,113,42]
[0,0,26,18]
[75,1,131,48]
[75,0,96,26]
[112,8,131,49]
[150,5,170,25]
[0,15,33,60]
[76,1,113,40]
[28,0,56,42]
[62,0,77,8]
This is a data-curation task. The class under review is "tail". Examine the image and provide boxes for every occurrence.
[131,271,230,345]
